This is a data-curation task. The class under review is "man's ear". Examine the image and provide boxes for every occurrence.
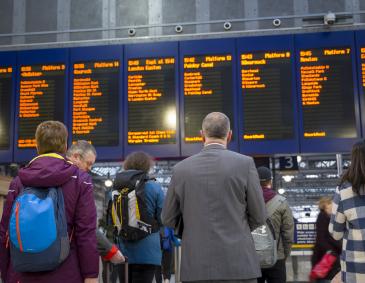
[200,130,206,143]
[227,130,232,143]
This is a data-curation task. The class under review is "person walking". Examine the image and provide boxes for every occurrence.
[162,112,266,283]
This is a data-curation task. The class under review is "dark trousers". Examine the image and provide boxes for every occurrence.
[155,266,163,283]
[113,263,158,283]
[155,249,173,282]
[257,259,286,283]
[184,280,257,283]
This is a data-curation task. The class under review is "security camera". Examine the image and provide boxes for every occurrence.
[128,28,136,36]
[272,19,281,27]
[175,25,183,33]
[223,22,232,31]
[324,12,336,25]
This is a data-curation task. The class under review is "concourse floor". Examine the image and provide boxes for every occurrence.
[100,256,312,283]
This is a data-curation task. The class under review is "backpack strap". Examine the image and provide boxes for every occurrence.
[266,195,285,218]
[111,198,122,233]
[29,153,73,165]
[266,195,286,248]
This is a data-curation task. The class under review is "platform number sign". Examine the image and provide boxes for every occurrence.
[279,156,298,171]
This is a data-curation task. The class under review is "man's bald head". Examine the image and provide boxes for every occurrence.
[202,112,231,140]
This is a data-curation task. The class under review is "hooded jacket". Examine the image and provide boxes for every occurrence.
[262,187,294,261]
[0,153,99,283]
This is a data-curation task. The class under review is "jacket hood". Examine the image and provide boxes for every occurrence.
[18,153,79,188]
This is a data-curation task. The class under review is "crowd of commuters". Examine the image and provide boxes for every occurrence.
[1,113,365,283]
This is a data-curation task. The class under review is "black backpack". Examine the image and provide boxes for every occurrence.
[107,170,159,241]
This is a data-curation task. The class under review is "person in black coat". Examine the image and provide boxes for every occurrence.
[311,197,342,282]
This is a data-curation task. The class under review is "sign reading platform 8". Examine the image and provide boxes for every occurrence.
[15,49,69,163]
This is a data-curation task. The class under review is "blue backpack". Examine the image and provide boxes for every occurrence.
[9,187,70,272]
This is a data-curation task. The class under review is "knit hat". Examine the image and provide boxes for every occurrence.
[257,166,272,182]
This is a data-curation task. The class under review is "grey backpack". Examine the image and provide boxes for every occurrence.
[252,195,285,269]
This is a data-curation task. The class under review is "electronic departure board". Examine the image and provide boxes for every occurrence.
[237,35,299,154]
[356,31,365,138]
[183,55,233,141]
[3,31,365,163]
[72,61,119,145]
[124,43,179,157]
[296,32,360,153]
[18,63,65,148]
[0,66,13,149]
[361,47,365,89]
[15,49,69,162]
[128,58,176,144]
[70,46,123,160]
[300,48,356,138]
[0,52,15,163]
[241,51,293,140]
[180,39,238,156]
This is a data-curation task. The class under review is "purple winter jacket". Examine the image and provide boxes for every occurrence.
[0,154,99,283]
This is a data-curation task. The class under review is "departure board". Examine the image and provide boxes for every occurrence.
[183,55,233,142]
[361,47,365,92]
[18,64,65,148]
[0,66,12,149]
[127,57,176,145]
[72,60,119,146]
[299,47,357,139]
[241,51,294,140]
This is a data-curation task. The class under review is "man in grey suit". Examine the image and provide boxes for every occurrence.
[161,112,267,283]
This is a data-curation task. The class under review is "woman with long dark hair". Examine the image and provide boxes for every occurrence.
[329,140,365,283]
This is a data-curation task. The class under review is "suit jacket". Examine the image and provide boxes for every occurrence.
[161,144,267,281]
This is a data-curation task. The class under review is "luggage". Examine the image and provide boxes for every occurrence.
[252,195,285,268]
[108,170,159,241]
[8,186,70,272]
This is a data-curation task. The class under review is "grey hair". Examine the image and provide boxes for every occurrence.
[66,140,97,159]
[202,112,230,139]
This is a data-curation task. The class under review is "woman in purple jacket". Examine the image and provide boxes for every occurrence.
[0,121,99,283]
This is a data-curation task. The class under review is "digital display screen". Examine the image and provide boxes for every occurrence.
[299,47,357,139]
[241,51,294,140]
[18,64,65,148]
[361,47,365,94]
[183,55,233,142]
[0,66,13,149]
[72,60,119,146]
[127,57,176,145]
